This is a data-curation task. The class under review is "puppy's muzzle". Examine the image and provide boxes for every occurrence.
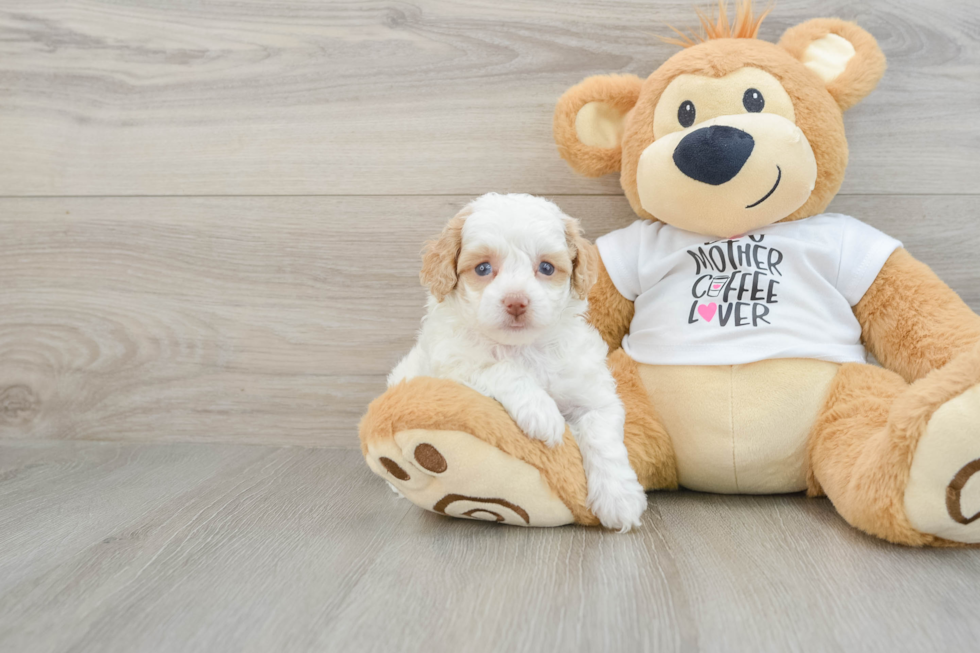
[503,294,529,317]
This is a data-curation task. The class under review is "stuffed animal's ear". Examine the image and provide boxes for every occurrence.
[778,18,886,112]
[554,74,643,177]
[420,207,470,301]
[565,218,599,299]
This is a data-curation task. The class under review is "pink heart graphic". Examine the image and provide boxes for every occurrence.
[697,302,717,322]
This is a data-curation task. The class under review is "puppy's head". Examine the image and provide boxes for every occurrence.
[420,193,597,345]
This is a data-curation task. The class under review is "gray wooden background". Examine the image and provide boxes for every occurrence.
[4,3,980,652]
[1,0,978,449]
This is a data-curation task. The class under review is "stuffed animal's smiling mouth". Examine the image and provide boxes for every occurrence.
[745,166,782,208]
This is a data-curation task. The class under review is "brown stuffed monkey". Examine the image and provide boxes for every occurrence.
[360,2,980,546]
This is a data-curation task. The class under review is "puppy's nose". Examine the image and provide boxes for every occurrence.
[503,294,529,317]
[673,125,755,185]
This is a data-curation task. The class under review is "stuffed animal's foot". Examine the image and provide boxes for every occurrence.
[905,383,980,543]
[364,428,575,527]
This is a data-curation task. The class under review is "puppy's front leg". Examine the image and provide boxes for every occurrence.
[463,361,566,447]
[387,345,424,387]
[571,396,647,532]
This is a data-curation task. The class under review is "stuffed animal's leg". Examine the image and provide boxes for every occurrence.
[360,376,587,526]
[358,351,677,527]
[808,343,980,546]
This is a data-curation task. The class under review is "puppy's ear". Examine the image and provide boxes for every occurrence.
[565,218,599,299]
[420,207,470,301]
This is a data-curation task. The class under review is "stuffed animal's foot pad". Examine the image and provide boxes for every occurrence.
[905,384,980,543]
[364,429,575,527]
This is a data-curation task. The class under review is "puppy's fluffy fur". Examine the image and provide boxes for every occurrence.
[389,193,647,531]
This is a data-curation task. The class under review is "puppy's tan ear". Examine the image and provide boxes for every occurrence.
[420,207,470,301]
[566,218,599,299]
[554,74,643,178]
[778,18,886,111]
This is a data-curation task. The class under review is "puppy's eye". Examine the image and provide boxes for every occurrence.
[475,262,493,276]
[743,88,764,113]
[538,262,555,276]
[678,100,696,128]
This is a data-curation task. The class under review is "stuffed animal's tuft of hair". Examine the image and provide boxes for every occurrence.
[663,0,773,49]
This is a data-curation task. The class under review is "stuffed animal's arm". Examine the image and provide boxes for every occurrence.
[855,248,980,382]
[587,254,635,352]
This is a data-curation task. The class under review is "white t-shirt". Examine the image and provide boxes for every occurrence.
[595,214,901,366]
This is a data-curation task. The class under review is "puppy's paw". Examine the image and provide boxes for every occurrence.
[512,401,567,448]
[587,476,647,533]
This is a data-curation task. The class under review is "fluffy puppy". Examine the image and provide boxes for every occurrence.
[389,193,647,531]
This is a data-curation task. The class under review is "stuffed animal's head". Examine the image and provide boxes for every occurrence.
[554,1,886,238]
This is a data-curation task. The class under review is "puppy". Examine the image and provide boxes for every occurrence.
[389,193,647,531]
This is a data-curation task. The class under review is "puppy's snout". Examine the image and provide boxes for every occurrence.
[673,125,755,186]
[503,294,529,317]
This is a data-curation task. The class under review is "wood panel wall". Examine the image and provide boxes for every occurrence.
[1,0,978,446]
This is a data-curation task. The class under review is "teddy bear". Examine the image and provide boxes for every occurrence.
[359,1,980,546]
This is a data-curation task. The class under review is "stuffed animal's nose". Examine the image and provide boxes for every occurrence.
[673,125,755,185]
[503,294,529,317]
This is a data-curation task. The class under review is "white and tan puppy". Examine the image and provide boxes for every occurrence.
[389,193,647,531]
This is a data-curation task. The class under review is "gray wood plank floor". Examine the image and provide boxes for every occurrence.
[2,442,979,653]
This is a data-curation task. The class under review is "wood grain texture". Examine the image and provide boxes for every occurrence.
[1,443,979,653]
[1,0,978,196]
[1,194,978,447]
[2,2,979,650]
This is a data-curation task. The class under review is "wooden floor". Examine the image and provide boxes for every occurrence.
[3,442,980,653]
[2,0,980,651]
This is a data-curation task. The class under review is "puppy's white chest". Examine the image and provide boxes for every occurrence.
[510,349,579,412]
[506,347,557,385]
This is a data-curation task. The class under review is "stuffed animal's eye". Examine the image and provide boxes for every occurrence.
[538,261,555,276]
[678,100,696,128]
[743,88,765,112]
[475,262,493,276]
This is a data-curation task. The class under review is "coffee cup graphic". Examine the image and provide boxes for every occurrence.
[706,275,729,298]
